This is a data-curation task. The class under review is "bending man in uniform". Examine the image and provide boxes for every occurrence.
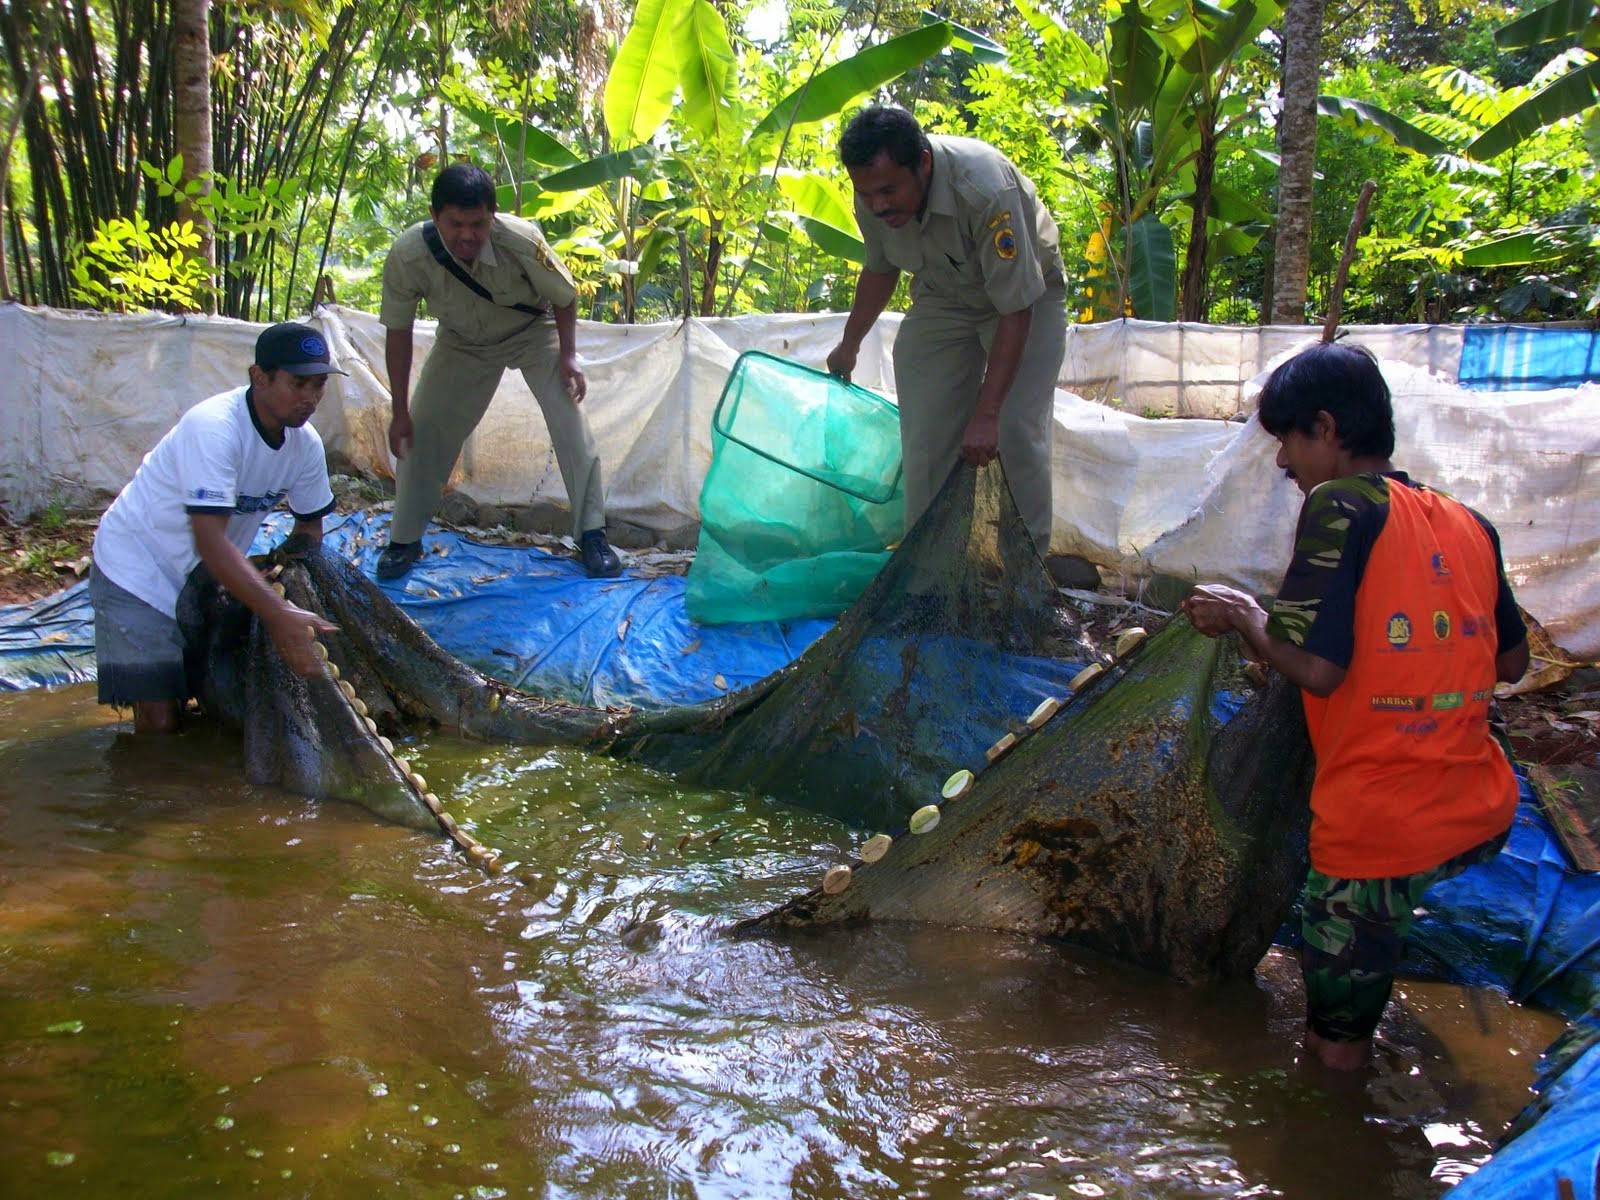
[1181,343,1529,1070]
[825,105,1067,551]
[377,164,620,580]
[91,322,343,734]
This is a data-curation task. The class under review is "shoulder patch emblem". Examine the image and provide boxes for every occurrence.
[994,227,1017,260]
[987,210,1012,230]
[537,243,558,272]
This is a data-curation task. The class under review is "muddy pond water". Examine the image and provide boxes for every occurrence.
[0,685,1568,1199]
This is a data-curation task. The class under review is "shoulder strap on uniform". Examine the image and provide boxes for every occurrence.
[420,221,545,317]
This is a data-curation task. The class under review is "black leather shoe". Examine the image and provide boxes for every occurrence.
[376,540,422,581]
[579,529,622,578]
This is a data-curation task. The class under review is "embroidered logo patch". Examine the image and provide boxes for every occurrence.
[1386,612,1413,649]
[299,334,327,357]
[1431,551,1452,579]
[987,210,1012,229]
[1371,694,1427,711]
[1433,610,1451,640]
[1432,692,1465,710]
[994,228,1017,260]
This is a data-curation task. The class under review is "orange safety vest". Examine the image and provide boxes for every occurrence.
[1301,481,1517,878]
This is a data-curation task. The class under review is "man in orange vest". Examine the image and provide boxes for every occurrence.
[1181,343,1529,1070]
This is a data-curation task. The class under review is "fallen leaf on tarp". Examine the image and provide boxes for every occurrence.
[712,673,727,690]
[39,631,70,644]
[680,638,702,656]
[1496,608,1593,698]
[617,617,631,642]
[424,587,442,599]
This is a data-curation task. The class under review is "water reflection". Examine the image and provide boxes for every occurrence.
[0,686,1563,1198]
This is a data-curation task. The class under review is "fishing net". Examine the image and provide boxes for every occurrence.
[685,351,905,625]
[739,616,1316,983]
[180,461,1315,982]
[634,462,1099,829]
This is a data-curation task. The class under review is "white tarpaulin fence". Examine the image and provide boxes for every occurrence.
[2,302,1596,655]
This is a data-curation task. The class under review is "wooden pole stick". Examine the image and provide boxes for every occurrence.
[1322,180,1378,342]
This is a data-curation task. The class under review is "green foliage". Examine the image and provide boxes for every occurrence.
[1014,0,1278,321]
[1313,52,1599,322]
[17,0,1600,329]
[66,157,303,313]
[522,0,956,317]
[70,216,210,312]
[1127,213,1177,320]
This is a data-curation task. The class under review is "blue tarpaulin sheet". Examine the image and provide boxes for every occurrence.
[1459,325,1600,391]
[2,510,1596,1195]
[0,512,831,709]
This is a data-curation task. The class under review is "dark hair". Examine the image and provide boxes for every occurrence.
[431,163,497,212]
[840,105,930,170]
[1256,342,1395,458]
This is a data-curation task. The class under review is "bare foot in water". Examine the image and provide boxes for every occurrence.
[1306,1028,1371,1070]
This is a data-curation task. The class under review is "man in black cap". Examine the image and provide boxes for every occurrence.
[91,322,345,733]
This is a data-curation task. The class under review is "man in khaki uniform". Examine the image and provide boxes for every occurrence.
[826,106,1067,549]
[377,163,620,579]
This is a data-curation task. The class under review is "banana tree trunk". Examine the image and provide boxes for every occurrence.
[698,224,722,317]
[1180,127,1217,323]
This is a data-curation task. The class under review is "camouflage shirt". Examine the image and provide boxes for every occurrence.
[1267,472,1523,669]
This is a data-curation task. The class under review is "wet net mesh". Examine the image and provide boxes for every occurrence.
[180,461,1315,982]
[685,352,905,625]
[630,463,1100,830]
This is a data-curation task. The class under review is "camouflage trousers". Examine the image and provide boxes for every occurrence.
[1300,829,1509,1043]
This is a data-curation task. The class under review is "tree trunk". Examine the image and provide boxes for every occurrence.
[1180,127,1217,323]
[699,225,722,317]
[1270,0,1325,326]
[173,0,214,310]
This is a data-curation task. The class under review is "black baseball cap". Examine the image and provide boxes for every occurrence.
[254,322,349,376]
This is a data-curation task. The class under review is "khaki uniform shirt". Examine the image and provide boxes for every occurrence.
[379,214,578,349]
[856,135,1064,319]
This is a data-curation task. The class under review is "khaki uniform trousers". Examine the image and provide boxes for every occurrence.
[391,320,605,544]
[893,286,1065,549]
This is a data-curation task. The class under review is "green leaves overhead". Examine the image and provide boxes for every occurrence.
[1494,0,1600,52]
[459,107,581,170]
[605,0,689,147]
[920,10,1006,65]
[776,171,864,261]
[1460,227,1583,267]
[1127,213,1176,320]
[1469,59,1600,160]
[539,146,660,193]
[747,23,955,145]
[675,0,736,144]
[1316,95,1452,158]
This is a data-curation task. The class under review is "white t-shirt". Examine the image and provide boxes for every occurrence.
[94,386,334,617]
